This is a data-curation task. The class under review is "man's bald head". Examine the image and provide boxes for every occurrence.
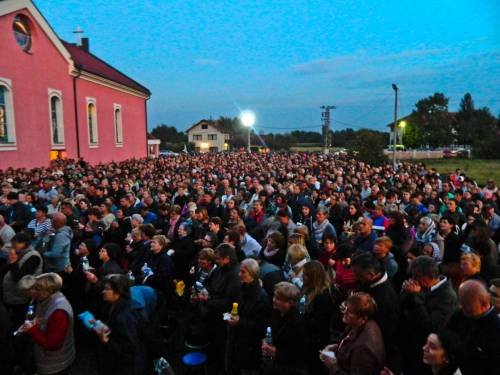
[52,212,67,229]
[459,280,491,318]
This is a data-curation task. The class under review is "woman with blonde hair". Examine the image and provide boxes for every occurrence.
[284,244,309,289]
[143,235,174,300]
[460,252,485,284]
[227,258,271,375]
[19,273,75,375]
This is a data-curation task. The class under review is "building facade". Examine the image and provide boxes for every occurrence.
[0,0,150,169]
[186,120,230,152]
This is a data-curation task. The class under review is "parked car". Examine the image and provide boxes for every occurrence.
[443,149,458,158]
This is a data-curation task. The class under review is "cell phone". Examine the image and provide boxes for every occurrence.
[321,350,336,360]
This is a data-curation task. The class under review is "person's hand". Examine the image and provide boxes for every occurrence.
[94,324,111,344]
[111,221,119,229]
[8,249,18,264]
[227,315,240,326]
[125,245,133,254]
[402,279,421,294]
[64,264,73,274]
[78,223,85,230]
[85,271,98,284]
[197,292,208,302]
[380,366,395,375]
[261,341,277,357]
[328,258,336,267]
[319,344,338,369]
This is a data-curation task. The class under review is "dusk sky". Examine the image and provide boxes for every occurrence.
[36,0,499,133]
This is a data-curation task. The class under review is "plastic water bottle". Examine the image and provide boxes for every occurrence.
[128,271,135,284]
[26,304,35,323]
[82,256,90,272]
[142,263,153,280]
[298,295,306,314]
[263,326,273,361]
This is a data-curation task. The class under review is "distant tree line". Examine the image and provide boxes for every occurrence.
[149,92,499,159]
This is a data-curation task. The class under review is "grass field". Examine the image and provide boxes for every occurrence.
[413,159,500,186]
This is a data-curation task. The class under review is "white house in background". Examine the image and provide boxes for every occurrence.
[186,120,230,152]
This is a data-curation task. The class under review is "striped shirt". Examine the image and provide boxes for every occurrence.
[28,218,53,237]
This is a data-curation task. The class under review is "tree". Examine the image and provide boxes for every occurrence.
[150,124,187,147]
[455,93,497,146]
[347,129,387,165]
[410,93,454,147]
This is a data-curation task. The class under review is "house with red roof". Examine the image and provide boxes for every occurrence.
[0,0,151,169]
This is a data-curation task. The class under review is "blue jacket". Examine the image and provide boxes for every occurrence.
[44,226,73,272]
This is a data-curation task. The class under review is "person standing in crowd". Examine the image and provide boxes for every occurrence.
[351,252,400,369]
[95,274,149,375]
[301,261,338,375]
[320,292,385,374]
[399,256,458,375]
[439,216,462,289]
[421,330,461,375]
[143,235,174,301]
[261,282,308,375]
[19,273,75,375]
[2,232,43,326]
[172,222,197,282]
[227,258,271,375]
[312,207,337,247]
[372,236,399,280]
[0,214,15,250]
[43,212,72,274]
[446,280,500,374]
[27,205,53,249]
[6,192,31,232]
[352,218,377,253]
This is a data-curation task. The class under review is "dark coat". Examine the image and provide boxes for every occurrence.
[334,320,386,375]
[172,235,197,281]
[269,308,308,373]
[204,262,241,316]
[229,281,271,371]
[98,298,149,375]
[9,201,31,232]
[304,288,336,375]
[143,250,173,300]
[446,307,500,375]
[399,278,458,375]
[361,274,400,367]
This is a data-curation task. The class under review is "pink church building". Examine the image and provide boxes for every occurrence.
[0,0,151,169]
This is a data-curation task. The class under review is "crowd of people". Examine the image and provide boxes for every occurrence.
[0,152,499,375]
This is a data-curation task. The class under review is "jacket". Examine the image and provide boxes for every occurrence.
[399,277,458,375]
[446,307,500,375]
[43,226,73,272]
[229,281,271,370]
[334,320,386,375]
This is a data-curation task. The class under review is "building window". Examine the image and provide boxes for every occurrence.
[13,15,32,52]
[208,134,217,140]
[49,91,64,146]
[201,124,208,129]
[0,79,16,146]
[192,134,202,141]
[114,104,123,145]
[87,99,98,145]
[209,147,218,152]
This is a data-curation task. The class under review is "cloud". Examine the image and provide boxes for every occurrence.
[291,48,448,76]
[195,58,220,66]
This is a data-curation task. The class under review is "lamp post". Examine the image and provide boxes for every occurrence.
[240,110,256,152]
[391,84,398,170]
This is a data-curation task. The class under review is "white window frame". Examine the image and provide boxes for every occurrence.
[86,97,98,147]
[208,134,217,140]
[193,134,202,141]
[113,103,123,146]
[48,89,65,148]
[0,77,17,150]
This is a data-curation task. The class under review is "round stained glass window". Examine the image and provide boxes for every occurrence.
[13,15,32,52]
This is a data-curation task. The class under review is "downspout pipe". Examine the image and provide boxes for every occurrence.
[73,64,82,159]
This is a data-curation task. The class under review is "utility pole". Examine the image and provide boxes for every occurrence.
[321,105,336,154]
[391,84,398,169]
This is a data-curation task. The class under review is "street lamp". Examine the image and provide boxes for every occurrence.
[391,84,398,169]
[240,110,256,152]
[399,120,406,148]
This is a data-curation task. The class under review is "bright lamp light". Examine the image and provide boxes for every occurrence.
[240,110,256,127]
[399,121,407,128]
